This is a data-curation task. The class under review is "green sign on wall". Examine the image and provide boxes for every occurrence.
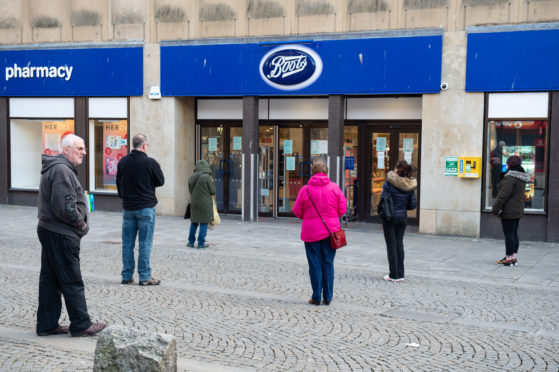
[445,156,458,176]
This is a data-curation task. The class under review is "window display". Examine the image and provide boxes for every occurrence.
[11,119,75,189]
[89,119,128,191]
[486,120,547,211]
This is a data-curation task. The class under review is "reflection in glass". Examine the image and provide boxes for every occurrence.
[90,119,128,191]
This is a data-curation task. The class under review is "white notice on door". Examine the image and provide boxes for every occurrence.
[404,152,412,163]
[377,152,385,169]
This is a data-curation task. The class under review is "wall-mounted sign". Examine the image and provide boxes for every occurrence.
[259,45,323,91]
[445,156,458,176]
[161,33,442,96]
[345,156,355,170]
[0,46,143,96]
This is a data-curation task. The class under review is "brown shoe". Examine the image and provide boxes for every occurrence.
[139,278,161,286]
[121,278,134,284]
[71,322,106,337]
[37,325,69,336]
[308,299,320,306]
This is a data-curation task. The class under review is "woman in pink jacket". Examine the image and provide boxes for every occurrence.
[293,162,347,306]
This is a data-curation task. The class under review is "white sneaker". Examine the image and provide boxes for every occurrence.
[394,278,405,282]
[383,275,397,282]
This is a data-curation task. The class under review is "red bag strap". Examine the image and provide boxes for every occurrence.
[306,187,332,234]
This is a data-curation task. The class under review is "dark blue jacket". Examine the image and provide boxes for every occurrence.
[381,171,417,224]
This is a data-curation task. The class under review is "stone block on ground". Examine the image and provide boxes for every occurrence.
[93,325,177,372]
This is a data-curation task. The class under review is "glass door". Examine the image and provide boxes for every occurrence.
[259,126,274,214]
[278,127,304,215]
[200,124,242,214]
[364,126,420,224]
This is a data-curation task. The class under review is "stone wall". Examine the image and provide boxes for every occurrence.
[0,0,558,44]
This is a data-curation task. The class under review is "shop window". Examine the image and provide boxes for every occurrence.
[9,98,75,189]
[485,93,549,212]
[343,126,358,218]
[88,98,128,193]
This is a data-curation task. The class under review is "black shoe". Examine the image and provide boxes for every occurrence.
[322,300,331,305]
[37,325,69,336]
[121,278,134,284]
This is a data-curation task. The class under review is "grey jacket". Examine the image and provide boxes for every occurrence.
[38,154,89,239]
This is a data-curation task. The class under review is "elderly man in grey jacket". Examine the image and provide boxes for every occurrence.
[36,134,105,337]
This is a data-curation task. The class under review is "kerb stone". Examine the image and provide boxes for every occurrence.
[93,325,177,372]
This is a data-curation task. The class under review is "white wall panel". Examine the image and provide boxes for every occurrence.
[89,98,127,118]
[197,99,242,120]
[346,97,422,120]
[488,93,549,118]
[9,98,74,118]
[268,99,328,120]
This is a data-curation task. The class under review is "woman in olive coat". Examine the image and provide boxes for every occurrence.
[187,160,216,248]
[492,155,530,266]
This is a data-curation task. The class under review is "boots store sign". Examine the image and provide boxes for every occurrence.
[0,46,143,96]
[161,33,442,96]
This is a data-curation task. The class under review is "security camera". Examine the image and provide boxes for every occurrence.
[440,82,449,91]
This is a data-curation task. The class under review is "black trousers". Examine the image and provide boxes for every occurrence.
[382,221,406,279]
[36,226,91,334]
[501,218,520,256]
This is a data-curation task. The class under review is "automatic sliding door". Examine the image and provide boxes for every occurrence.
[278,127,303,215]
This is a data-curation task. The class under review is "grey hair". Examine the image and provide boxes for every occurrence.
[61,134,83,148]
[132,134,147,149]
[311,161,328,176]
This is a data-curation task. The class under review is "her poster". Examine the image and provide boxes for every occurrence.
[102,120,128,186]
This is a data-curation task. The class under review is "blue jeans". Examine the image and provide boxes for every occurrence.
[121,207,155,282]
[188,223,208,247]
[305,237,336,303]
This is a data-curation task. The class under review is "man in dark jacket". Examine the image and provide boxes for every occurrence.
[117,134,165,286]
[492,155,530,266]
[37,134,105,337]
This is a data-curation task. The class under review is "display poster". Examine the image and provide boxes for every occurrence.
[377,152,385,169]
[376,137,386,152]
[445,156,458,176]
[310,140,319,155]
[403,138,414,153]
[260,188,270,196]
[345,156,355,170]
[42,120,74,156]
[284,140,293,154]
[102,120,128,186]
[233,136,242,150]
[318,140,328,154]
[209,137,218,152]
[286,156,296,171]
[405,153,412,163]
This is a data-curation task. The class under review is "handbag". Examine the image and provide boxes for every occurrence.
[306,187,347,250]
[211,196,220,226]
[183,203,191,219]
[377,186,394,222]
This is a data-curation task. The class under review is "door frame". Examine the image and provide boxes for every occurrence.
[354,121,421,224]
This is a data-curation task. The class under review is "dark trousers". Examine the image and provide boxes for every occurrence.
[382,221,406,279]
[501,218,520,256]
[36,226,92,334]
[305,237,336,303]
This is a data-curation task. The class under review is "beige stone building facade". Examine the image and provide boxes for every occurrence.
[0,0,558,241]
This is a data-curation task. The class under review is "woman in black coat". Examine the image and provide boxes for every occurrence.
[378,160,417,282]
[492,155,530,266]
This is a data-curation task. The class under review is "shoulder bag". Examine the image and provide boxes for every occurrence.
[184,175,201,220]
[306,187,347,249]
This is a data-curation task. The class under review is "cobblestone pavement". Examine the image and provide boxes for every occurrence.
[0,205,558,371]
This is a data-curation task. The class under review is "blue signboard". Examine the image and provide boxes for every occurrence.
[345,156,355,170]
[161,34,442,96]
[0,46,143,96]
[466,29,559,92]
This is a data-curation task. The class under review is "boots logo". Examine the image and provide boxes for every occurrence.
[259,45,323,91]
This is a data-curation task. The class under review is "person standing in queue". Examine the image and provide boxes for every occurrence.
[117,134,165,286]
[187,160,216,249]
[379,160,417,282]
[293,161,347,306]
[493,155,530,266]
[36,134,106,337]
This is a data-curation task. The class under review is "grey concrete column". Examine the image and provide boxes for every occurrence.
[0,98,7,203]
[328,95,345,187]
[242,96,259,221]
[547,92,559,242]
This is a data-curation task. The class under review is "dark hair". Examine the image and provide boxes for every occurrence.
[311,161,328,175]
[395,160,413,178]
[506,155,522,169]
[132,134,147,149]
